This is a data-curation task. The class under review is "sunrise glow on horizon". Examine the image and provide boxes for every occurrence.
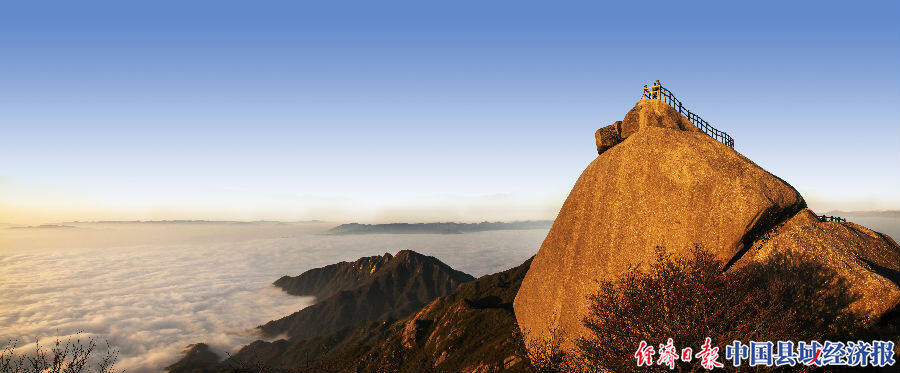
[2,1,898,225]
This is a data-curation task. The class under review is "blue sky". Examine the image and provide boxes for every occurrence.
[1,1,898,224]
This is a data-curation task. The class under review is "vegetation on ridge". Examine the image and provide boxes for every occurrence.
[1,334,120,373]
[523,246,883,372]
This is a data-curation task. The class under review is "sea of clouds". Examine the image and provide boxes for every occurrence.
[0,223,545,372]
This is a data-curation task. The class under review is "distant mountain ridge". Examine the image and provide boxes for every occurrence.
[260,250,475,340]
[826,210,900,218]
[61,220,323,224]
[328,220,552,235]
[7,224,78,229]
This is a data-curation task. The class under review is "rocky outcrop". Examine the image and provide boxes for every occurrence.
[619,98,699,138]
[260,250,474,340]
[516,98,812,350]
[516,98,900,356]
[743,209,900,317]
[595,99,701,155]
[594,121,622,154]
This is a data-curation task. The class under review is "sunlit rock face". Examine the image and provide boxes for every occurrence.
[595,98,702,155]
[619,98,700,138]
[742,208,900,318]
[514,99,899,353]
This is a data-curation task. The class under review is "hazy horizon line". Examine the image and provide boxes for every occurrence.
[5,210,899,228]
[0,218,559,227]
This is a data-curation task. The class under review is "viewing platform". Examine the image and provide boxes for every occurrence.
[642,81,734,148]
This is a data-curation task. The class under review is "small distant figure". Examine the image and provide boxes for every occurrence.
[643,84,650,98]
[650,80,662,99]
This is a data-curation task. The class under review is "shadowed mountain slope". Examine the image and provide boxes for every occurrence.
[260,250,475,341]
[230,258,533,372]
[167,256,532,373]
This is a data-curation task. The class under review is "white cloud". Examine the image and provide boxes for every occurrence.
[0,223,544,372]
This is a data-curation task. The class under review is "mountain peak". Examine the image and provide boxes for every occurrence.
[263,250,474,340]
[516,93,899,356]
[518,95,807,350]
[273,253,395,299]
[391,249,445,267]
[596,98,708,155]
[393,249,416,260]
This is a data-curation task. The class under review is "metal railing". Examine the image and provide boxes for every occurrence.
[642,82,735,148]
[817,215,847,223]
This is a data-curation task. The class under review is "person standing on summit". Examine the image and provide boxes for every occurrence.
[643,80,662,99]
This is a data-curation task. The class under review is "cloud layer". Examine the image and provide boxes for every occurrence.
[0,223,544,372]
